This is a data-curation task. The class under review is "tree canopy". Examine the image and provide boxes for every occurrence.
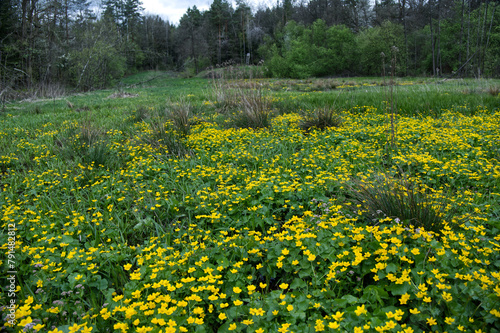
[1,0,499,93]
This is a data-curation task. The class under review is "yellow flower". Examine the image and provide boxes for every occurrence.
[33,324,46,331]
[332,311,344,321]
[151,318,166,326]
[287,304,293,311]
[329,321,340,329]
[48,329,64,333]
[228,323,237,331]
[399,293,410,304]
[219,313,227,320]
[426,317,437,326]
[445,317,455,325]
[18,317,33,327]
[233,286,242,294]
[279,283,289,290]
[242,319,254,325]
[278,323,291,333]
[355,304,367,316]
[124,263,132,270]
[233,300,243,306]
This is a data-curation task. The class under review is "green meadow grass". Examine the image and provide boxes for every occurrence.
[0,72,499,333]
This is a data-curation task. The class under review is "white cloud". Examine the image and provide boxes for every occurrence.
[141,0,212,25]
[141,0,263,25]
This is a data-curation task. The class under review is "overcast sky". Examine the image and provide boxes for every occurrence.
[141,0,271,25]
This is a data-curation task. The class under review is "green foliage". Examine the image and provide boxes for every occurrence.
[2,75,499,333]
[68,21,127,90]
[357,21,406,76]
[69,40,126,90]
[263,20,358,78]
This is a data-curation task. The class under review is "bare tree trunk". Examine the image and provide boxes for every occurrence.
[430,0,436,76]
[401,0,409,76]
[481,1,495,76]
[479,0,489,76]
[466,0,471,76]
[437,0,441,76]
[475,0,483,77]
[190,25,198,74]
[458,0,465,76]
[65,0,69,45]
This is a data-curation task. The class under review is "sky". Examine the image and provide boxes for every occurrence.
[141,0,269,26]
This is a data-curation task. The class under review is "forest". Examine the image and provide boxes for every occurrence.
[0,0,499,96]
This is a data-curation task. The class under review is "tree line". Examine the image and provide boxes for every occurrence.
[0,0,499,95]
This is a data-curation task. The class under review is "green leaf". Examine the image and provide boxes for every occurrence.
[341,294,358,304]
[290,278,307,289]
[387,282,411,295]
[386,263,397,273]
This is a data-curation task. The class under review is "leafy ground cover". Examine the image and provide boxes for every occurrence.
[1,72,500,332]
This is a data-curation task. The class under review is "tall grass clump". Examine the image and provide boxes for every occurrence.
[209,63,241,113]
[347,174,455,234]
[131,106,150,122]
[232,82,271,129]
[208,63,271,129]
[300,105,342,132]
[488,85,499,96]
[54,118,117,168]
[165,97,192,136]
[143,115,192,157]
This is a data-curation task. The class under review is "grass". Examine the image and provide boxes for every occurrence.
[300,105,342,132]
[346,174,455,234]
[0,71,499,333]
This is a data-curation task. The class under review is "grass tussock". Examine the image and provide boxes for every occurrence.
[143,116,192,157]
[300,106,342,132]
[165,97,192,136]
[54,118,118,168]
[232,83,271,129]
[347,174,455,234]
[487,86,499,96]
[209,65,271,129]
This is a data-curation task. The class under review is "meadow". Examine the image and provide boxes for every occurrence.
[1,70,499,333]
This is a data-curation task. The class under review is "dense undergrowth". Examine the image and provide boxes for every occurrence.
[0,72,499,332]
